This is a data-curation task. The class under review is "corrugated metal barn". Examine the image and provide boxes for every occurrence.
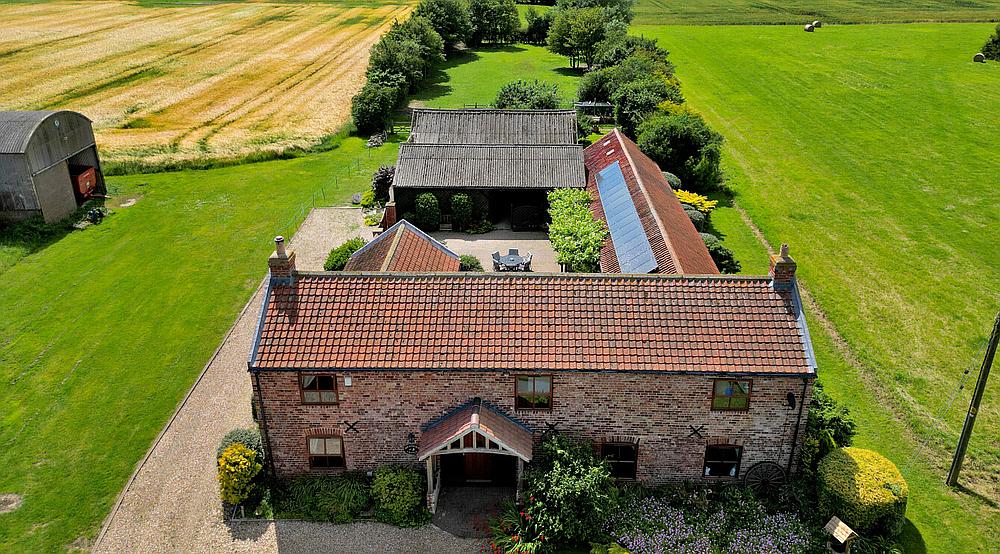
[0,110,105,224]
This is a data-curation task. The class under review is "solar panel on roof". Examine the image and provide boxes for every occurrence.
[596,162,658,274]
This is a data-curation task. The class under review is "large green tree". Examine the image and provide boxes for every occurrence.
[468,0,519,45]
[413,0,472,51]
[546,8,607,68]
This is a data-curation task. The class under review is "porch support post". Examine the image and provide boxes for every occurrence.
[516,458,524,504]
[426,457,436,513]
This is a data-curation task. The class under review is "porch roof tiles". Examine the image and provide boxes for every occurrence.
[250,272,815,375]
[417,398,533,461]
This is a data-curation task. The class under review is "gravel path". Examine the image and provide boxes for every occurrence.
[95,208,479,553]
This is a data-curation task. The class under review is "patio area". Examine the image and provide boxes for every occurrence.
[432,230,561,273]
[432,486,515,538]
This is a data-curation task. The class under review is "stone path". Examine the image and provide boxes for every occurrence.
[95,208,479,553]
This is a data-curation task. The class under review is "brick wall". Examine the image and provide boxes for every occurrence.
[253,370,812,483]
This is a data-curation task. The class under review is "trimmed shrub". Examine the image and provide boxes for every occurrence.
[459,254,484,271]
[706,240,741,274]
[547,188,607,272]
[818,447,908,537]
[372,465,431,527]
[523,433,616,544]
[981,23,1000,60]
[324,237,367,271]
[661,170,682,190]
[360,190,376,210]
[217,427,264,463]
[685,207,706,231]
[414,192,441,231]
[218,443,262,506]
[494,80,560,110]
[371,165,395,203]
[451,193,474,230]
[674,189,717,214]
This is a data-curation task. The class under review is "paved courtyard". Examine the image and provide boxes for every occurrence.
[95,207,480,553]
[432,229,561,272]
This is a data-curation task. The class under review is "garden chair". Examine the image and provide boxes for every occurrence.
[492,251,503,271]
[508,248,519,256]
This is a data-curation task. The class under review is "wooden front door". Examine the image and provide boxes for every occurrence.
[464,453,493,483]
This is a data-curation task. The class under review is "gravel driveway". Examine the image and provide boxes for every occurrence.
[95,208,480,553]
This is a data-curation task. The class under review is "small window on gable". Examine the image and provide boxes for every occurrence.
[704,445,742,478]
[712,379,751,410]
[301,374,337,404]
[308,436,345,468]
[602,442,638,480]
[515,375,552,410]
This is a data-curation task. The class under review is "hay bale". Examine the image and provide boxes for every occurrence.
[813,20,822,28]
[804,24,815,32]
[973,52,986,63]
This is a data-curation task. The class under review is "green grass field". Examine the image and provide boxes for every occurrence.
[633,0,1000,25]
[411,44,582,109]
[0,135,399,551]
[636,22,1000,551]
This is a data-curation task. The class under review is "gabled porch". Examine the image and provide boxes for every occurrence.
[418,398,533,515]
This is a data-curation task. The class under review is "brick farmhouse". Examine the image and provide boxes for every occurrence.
[248,110,817,511]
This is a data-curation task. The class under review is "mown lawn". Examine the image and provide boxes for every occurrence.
[633,0,1000,25]
[0,135,399,551]
[410,44,582,109]
[638,23,1000,551]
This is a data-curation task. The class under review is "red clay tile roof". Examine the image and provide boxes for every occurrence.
[417,398,533,461]
[251,273,814,375]
[585,129,718,275]
[344,220,460,272]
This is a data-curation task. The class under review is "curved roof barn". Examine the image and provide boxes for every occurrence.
[0,110,104,223]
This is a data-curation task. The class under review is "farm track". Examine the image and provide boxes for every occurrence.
[0,1,413,166]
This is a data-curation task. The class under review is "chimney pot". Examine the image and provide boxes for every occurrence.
[269,236,296,282]
[769,243,797,290]
[275,235,287,258]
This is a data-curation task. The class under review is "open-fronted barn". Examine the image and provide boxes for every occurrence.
[0,110,104,223]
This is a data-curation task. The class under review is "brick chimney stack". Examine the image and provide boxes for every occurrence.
[769,243,797,290]
[268,235,296,282]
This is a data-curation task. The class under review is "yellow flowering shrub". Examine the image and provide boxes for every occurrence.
[674,190,718,214]
[218,443,262,506]
[818,447,908,536]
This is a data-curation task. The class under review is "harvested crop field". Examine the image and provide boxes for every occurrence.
[0,1,412,169]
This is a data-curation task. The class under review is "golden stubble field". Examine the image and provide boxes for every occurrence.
[0,1,412,167]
